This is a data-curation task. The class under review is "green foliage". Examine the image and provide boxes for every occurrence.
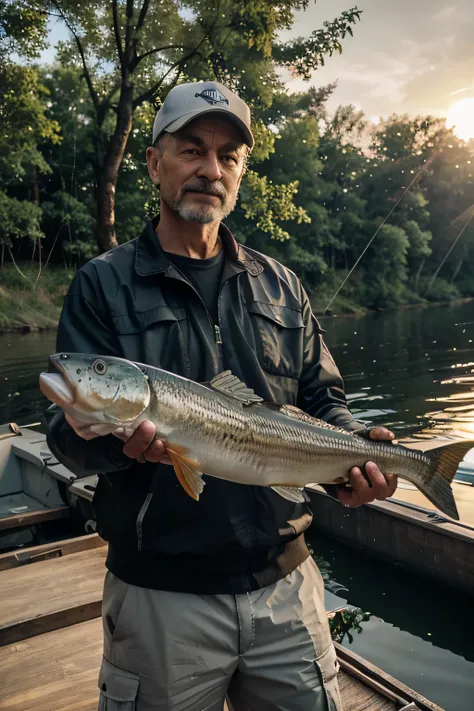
[1,1,474,319]
[419,277,461,303]
[0,1,48,59]
[240,170,310,242]
[0,63,61,184]
[0,191,43,246]
[274,8,362,79]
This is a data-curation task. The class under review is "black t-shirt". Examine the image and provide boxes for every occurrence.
[165,249,225,324]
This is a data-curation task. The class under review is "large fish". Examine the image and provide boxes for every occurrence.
[40,353,473,520]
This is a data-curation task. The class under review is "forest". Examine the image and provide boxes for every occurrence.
[1,0,474,327]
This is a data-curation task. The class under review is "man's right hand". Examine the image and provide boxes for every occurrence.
[64,413,170,464]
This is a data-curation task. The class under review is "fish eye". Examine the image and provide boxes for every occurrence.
[92,359,108,375]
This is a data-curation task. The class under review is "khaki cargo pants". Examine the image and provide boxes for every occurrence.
[98,557,342,711]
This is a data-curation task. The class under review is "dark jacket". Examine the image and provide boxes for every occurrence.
[47,217,361,594]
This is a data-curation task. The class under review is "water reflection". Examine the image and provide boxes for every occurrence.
[0,332,55,428]
[323,302,474,440]
[323,302,474,511]
[309,533,474,711]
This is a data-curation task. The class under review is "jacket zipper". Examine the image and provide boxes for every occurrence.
[165,265,225,374]
[214,323,224,371]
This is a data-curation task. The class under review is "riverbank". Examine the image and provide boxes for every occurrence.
[1,263,473,332]
[315,296,474,320]
[0,265,73,332]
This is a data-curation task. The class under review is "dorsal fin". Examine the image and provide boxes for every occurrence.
[209,370,264,405]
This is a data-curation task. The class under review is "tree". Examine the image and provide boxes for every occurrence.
[20,0,361,251]
[0,1,61,265]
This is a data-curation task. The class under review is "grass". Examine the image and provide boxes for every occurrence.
[0,264,74,331]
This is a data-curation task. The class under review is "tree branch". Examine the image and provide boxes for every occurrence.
[111,0,124,67]
[50,0,99,112]
[130,44,190,72]
[135,0,150,35]
[124,0,134,59]
[133,26,212,108]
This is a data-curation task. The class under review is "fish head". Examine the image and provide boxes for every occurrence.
[39,353,151,426]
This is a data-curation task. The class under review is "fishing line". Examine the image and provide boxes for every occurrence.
[427,205,474,291]
[324,153,436,314]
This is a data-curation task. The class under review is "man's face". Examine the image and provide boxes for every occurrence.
[150,116,247,225]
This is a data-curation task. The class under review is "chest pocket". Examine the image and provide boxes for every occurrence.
[247,301,304,379]
[111,305,188,371]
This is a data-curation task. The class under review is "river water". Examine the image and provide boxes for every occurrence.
[1,302,474,710]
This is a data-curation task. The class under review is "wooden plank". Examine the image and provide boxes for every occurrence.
[0,534,106,571]
[338,672,395,710]
[0,619,102,711]
[0,618,404,711]
[335,643,443,711]
[0,547,106,646]
[0,505,69,532]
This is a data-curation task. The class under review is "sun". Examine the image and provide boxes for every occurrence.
[446,98,474,142]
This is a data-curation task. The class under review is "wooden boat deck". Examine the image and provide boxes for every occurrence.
[0,546,106,646]
[0,618,398,711]
[0,534,443,711]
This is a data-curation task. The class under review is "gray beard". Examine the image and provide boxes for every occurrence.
[163,193,237,224]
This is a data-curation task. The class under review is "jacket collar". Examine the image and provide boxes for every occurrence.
[134,217,263,277]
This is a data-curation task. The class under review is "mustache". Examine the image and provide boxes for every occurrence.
[182,180,226,201]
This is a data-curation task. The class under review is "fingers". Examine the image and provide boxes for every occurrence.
[369,426,395,441]
[384,472,398,497]
[122,421,156,459]
[337,462,398,507]
[121,421,168,464]
[364,461,396,500]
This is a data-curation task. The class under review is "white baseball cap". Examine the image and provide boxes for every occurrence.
[152,81,254,149]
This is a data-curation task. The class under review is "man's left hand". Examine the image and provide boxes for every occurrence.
[336,426,398,507]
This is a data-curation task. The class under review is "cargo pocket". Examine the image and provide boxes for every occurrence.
[98,657,139,710]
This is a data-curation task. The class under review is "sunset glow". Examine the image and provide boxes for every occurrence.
[446,98,474,142]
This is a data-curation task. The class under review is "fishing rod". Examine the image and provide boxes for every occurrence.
[324,153,437,314]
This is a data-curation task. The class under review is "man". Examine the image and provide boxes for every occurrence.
[47,81,397,711]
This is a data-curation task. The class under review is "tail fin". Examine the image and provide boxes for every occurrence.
[418,441,474,520]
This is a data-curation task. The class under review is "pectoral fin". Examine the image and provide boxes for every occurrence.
[166,447,205,501]
[271,486,306,504]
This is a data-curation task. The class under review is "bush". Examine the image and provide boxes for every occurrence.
[0,264,74,329]
[418,277,461,303]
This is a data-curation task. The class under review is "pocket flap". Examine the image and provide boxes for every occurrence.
[98,657,139,701]
[248,301,304,329]
[112,305,186,334]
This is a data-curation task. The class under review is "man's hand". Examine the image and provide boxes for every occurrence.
[336,426,398,507]
[64,413,170,464]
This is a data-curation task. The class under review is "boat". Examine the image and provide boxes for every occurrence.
[0,532,443,710]
[306,436,474,596]
[0,422,98,553]
[3,419,474,595]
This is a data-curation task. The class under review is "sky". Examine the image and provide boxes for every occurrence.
[40,1,474,123]
[282,0,474,122]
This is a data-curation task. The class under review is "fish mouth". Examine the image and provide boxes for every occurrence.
[39,356,75,406]
[39,372,74,405]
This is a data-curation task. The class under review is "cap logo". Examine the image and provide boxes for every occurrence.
[195,88,229,106]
